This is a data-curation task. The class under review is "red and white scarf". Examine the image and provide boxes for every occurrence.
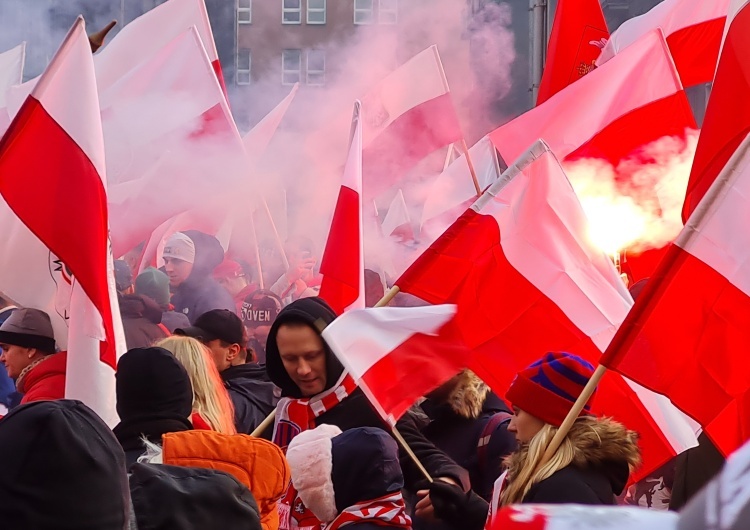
[325,492,412,530]
[275,372,358,530]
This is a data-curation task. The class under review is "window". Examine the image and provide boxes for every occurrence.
[307,0,326,24]
[307,50,325,86]
[238,0,252,24]
[236,48,251,85]
[282,0,302,24]
[354,0,374,24]
[282,49,302,85]
[379,0,397,24]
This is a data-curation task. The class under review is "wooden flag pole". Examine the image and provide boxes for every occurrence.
[248,208,265,289]
[250,409,276,437]
[375,285,400,307]
[259,194,289,271]
[392,425,434,483]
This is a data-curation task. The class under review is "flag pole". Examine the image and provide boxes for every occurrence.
[248,208,265,289]
[259,194,290,271]
[431,45,481,197]
[375,285,400,307]
[392,425,434,482]
[250,409,276,437]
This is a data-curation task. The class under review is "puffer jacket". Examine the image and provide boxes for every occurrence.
[170,231,234,324]
[162,430,290,530]
[16,351,67,404]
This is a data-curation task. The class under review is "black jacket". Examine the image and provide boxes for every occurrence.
[265,297,469,491]
[119,294,168,349]
[170,231,234,324]
[523,462,628,504]
[221,363,278,434]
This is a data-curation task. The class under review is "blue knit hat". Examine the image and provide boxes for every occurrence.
[506,352,596,427]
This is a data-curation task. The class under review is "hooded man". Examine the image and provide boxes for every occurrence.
[135,267,191,333]
[176,309,278,434]
[0,308,65,405]
[264,297,468,530]
[162,231,234,324]
[0,400,130,529]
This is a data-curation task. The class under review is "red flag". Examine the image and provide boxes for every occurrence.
[598,0,729,88]
[602,133,750,456]
[319,102,365,315]
[0,18,124,424]
[491,30,696,169]
[322,305,467,423]
[537,0,609,105]
[397,141,698,480]
[682,0,750,222]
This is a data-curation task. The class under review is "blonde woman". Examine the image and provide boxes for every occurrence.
[157,336,237,435]
[418,352,641,530]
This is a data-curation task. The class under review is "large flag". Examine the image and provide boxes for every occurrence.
[490,30,696,168]
[243,83,298,165]
[361,45,463,197]
[319,102,365,315]
[0,18,124,425]
[682,0,750,222]
[397,141,698,479]
[537,0,609,105]
[598,0,730,88]
[0,42,25,135]
[381,189,414,241]
[322,305,467,423]
[602,133,750,457]
[489,505,676,530]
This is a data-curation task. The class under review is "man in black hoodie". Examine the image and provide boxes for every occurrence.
[162,231,234,324]
[177,309,278,434]
[0,400,130,529]
[264,297,469,528]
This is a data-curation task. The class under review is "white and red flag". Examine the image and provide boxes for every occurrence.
[0,42,25,135]
[0,18,125,425]
[361,45,462,197]
[490,30,695,168]
[243,83,298,166]
[602,133,750,457]
[682,0,750,221]
[319,101,365,315]
[488,505,676,530]
[321,305,467,423]
[537,0,609,105]
[598,0,729,88]
[397,140,698,480]
[381,189,414,242]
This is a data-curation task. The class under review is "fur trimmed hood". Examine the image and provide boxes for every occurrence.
[446,370,490,419]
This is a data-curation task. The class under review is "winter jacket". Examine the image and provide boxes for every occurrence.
[0,400,130,529]
[16,351,67,405]
[221,363,279,434]
[265,297,469,491]
[416,372,516,501]
[128,463,261,530]
[162,430,291,530]
[170,230,235,324]
[120,294,168,349]
[669,432,725,510]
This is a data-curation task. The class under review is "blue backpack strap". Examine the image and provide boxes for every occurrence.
[477,411,513,471]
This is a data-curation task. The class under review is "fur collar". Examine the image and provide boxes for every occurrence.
[446,370,489,419]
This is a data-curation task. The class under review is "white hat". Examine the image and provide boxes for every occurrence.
[162,233,196,264]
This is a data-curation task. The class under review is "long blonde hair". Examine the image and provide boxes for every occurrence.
[499,417,640,506]
[157,336,237,434]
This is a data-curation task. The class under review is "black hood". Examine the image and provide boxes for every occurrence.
[182,230,225,282]
[265,297,344,398]
[129,463,261,530]
[0,400,130,529]
[331,427,403,512]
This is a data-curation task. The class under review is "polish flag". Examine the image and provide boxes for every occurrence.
[598,0,729,88]
[362,45,463,197]
[0,18,125,425]
[381,189,414,242]
[0,43,25,135]
[319,102,365,315]
[95,0,225,95]
[490,30,696,169]
[537,0,609,105]
[321,305,467,424]
[682,0,750,222]
[397,141,698,480]
[243,83,299,166]
[488,505,676,530]
[602,133,750,457]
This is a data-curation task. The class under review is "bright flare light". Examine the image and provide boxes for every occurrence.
[580,195,648,256]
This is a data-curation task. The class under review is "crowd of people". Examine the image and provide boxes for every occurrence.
[0,230,732,528]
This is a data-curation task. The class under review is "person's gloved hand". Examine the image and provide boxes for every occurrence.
[426,480,489,530]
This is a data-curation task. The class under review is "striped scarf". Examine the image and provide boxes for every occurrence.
[325,492,412,530]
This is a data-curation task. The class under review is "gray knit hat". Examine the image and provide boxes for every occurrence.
[0,308,56,353]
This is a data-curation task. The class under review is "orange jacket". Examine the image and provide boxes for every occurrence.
[162,430,290,530]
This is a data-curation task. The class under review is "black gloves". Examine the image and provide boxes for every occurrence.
[429,480,489,530]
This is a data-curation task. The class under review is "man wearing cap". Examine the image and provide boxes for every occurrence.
[240,290,282,365]
[213,259,258,314]
[162,231,234,324]
[135,267,191,333]
[0,308,66,405]
[176,309,277,434]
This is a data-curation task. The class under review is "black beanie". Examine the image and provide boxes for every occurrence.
[115,346,193,423]
[0,400,130,529]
